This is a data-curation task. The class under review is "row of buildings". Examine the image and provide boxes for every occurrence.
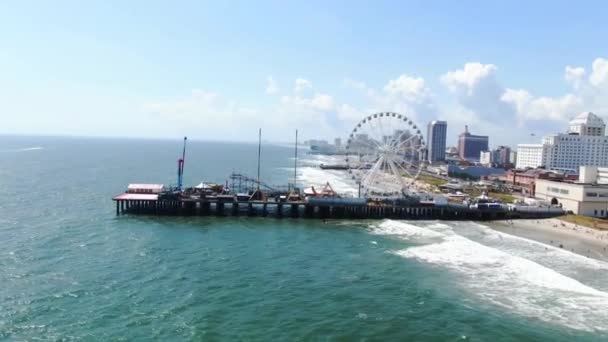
[427,112,608,171]
[500,112,608,217]
[426,112,608,217]
[488,165,608,217]
[480,146,512,168]
[516,112,608,172]
[427,121,514,167]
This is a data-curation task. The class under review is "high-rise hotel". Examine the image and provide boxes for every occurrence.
[427,120,447,163]
[457,126,488,161]
[516,112,608,172]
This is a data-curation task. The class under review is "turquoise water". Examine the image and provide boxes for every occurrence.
[2,136,608,340]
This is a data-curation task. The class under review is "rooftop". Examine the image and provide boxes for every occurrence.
[113,193,159,201]
[537,178,608,188]
[127,184,165,190]
[569,111,605,126]
[517,143,543,147]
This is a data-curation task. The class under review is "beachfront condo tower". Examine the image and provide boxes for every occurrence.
[427,120,447,163]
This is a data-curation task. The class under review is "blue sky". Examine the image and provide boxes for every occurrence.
[2,0,608,147]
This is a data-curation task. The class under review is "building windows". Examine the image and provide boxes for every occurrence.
[547,187,569,195]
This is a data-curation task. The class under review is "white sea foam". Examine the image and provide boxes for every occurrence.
[474,223,608,271]
[400,235,606,296]
[369,220,445,239]
[395,228,608,332]
[1,146,44,152]
[281,151,608,332]
[423,222,454,233]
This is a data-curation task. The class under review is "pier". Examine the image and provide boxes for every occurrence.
[112,132,566,222]
[112,194,565,221]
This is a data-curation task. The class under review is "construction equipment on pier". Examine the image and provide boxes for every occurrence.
[177,136,187,191]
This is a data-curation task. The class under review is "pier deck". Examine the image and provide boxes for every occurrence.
[112,195,564,221]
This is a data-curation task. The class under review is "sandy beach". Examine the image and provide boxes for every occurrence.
[490,218,608,261]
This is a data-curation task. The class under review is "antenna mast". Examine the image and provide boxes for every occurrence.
[294,129,298,190]
[257,128,261,191]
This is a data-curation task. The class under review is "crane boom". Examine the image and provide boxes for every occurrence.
[177,136,187,190]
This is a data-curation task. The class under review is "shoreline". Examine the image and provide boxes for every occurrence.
[489,218,608,261]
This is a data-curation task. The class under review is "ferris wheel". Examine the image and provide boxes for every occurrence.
[345,112,426,198]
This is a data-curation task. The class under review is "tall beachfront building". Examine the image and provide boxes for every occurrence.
[457,125,488,161]
[516,112,608,172]
[427,120,447,163]
[516,144,544,168]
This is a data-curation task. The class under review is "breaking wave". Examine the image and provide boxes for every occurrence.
[382,220,608,332]
[369,220,445,240]
[296,153,608,332]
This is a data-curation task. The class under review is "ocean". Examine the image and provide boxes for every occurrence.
[2,135,608,341]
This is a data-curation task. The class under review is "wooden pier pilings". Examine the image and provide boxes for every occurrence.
[113,198,564,221]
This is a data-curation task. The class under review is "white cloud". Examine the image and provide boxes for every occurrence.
[441,62,512,122]
[144,87,340,141]
[279,92,335,114]
[336,103,364,121]
[499,88,530,115]
[141,57,608,145]
[440,62,498,95]
[344,78,377,98]
[565,66,585,89]
[345,74,436,122]
[191,89,218,102]
[294,78,313,93]
[311,94,334,111]
[142,73,439,142]
[265,76,279,95]
[143,89,257,127]
[439,61,595,145]
[440,61,591,130]
[590,58,608,87]
[501,88,582,122]
[499,57,608,126]
[384,75,429,102]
